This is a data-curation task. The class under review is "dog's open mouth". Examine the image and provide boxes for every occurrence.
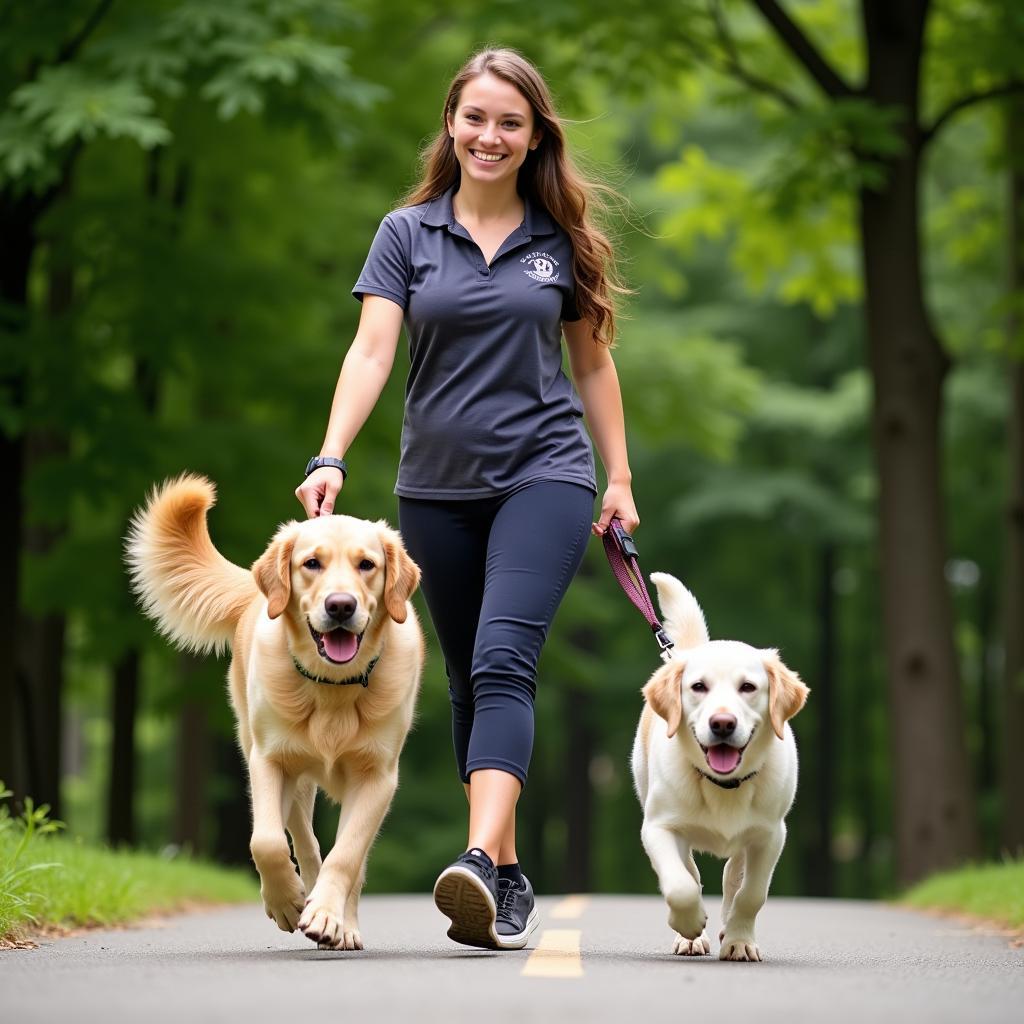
[308,622,362,665]
[693,724,755,775]
[703,743,745,774]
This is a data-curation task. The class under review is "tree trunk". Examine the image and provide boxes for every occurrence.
[859,0,979,883]
[524,735,548,893]
[17,237,74,817]
[0,196,34,804]
[1002,97,1024,854]
[107,648,139,845]
[807,542,836,896]
[173,655,209,853]
[212,732,253,867]
[173,698,208,852]
[564,685,593,892]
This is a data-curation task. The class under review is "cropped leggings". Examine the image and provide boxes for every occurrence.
[398,481,593,787]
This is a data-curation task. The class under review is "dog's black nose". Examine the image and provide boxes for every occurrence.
[324,592,357,622]
[710,713,737,738]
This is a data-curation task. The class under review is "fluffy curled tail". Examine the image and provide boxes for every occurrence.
[125,474,256,655]
[649,572,711,649]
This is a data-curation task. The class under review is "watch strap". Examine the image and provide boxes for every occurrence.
[305,456,348,479]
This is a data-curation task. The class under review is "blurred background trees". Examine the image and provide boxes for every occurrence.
[1,0,1020,896]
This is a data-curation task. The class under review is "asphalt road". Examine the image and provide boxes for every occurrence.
[3,895,1021,1023]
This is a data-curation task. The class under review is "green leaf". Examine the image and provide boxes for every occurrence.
[0,112,50,178]
[12,67,171,148]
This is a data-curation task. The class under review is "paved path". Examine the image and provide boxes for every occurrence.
[3,896,1021,1023]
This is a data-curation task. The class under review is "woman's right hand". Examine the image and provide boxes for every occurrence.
[295,466,345,519]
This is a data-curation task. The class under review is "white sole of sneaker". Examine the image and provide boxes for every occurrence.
[493,905,539,950]
[433,865,499,949]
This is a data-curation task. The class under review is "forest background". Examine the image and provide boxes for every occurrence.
[1,0,1021,901]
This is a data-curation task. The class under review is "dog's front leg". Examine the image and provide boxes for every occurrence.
[642,822,707,942]
[287,776,322,891]
[248,751,305,932]
[719,825,786,962]
[298,765,398,950]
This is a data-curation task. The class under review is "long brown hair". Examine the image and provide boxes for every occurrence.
[403,48,627,346]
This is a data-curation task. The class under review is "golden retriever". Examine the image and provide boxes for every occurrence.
[125,474,424,950]
[632,572,809,962]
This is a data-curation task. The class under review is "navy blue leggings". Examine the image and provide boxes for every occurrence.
[398,481,593,787]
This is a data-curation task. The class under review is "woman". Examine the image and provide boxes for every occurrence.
[296,47,638,950]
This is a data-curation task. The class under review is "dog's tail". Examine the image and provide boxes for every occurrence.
[649,572,710,649]
[125,474,256,655]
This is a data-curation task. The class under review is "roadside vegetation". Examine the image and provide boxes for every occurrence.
[0,785,256,946]
[903,860,1024,930]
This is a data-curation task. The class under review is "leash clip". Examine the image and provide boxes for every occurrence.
[654,626,675,663]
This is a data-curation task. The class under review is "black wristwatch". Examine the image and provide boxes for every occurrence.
[304,456,348,480]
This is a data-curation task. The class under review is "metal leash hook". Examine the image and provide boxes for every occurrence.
[602,517,676,663]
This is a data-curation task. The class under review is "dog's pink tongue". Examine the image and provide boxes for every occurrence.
[708,744,741,774]
[323,629,358,664]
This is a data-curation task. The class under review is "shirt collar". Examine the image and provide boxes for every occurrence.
[419,184,556,237]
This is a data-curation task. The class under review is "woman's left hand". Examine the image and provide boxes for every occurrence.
[593,480,640,537]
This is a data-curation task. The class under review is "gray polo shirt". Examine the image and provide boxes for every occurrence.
[353,186,597,500]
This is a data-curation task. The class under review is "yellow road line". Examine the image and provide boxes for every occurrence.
[521,929,583,978]
[550,895,590,920]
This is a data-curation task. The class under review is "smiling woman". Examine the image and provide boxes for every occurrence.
[294,46,638,954]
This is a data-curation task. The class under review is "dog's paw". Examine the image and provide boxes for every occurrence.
[667,901,708,941]
[672,931,711,956]
[719,936,762,962]
[260,873,306,932]
[299,896,363,951]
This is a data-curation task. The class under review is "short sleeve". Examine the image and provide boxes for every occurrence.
[561,282,580,323]
[352,214,410,309]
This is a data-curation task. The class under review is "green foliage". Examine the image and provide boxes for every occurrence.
[12,66,172,150]
[0,0,380,192]
[903,858,1024,928]
[0,783,64,940]
[0,782,256,941]
[657,144,860,315]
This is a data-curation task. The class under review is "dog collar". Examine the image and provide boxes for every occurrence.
[696,767,759,790]
[291,653,379,688]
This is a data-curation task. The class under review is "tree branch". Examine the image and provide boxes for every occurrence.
[922,81,1024,146]
[56,0,116,64]
[749,0,854,99]
[708,0,803,111]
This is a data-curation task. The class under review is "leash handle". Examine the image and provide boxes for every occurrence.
[602,517,675,662]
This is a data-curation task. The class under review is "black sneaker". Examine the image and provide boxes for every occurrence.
[494,874,539,949]
[433,848,500,949]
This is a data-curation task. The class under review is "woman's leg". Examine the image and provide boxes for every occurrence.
[464,481,594,857]
[398,497,491,782]
[421,481,591,950]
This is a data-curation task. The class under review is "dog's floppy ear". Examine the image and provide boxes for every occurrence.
[763,650,810,739]
[252,524,298,620]
[642,660,685,739]
[378,522,420,623]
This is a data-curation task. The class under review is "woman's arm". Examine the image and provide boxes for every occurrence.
[295,295,405,517]
[563,318,640,535]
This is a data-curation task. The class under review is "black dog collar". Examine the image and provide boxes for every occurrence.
[291,653,379,688]
[696,767,759,790]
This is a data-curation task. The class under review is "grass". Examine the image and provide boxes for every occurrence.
[1,784,257,945]
[902,859,1024,929]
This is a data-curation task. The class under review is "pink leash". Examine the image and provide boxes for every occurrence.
[602,517,675,663]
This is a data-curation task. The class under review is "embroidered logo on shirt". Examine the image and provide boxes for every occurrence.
[521,251,560,282]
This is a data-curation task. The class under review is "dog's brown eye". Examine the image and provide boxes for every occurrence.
[304,558,321,571]
[740,682,757,693]
[691,681,707,693]
[359,559,375,572]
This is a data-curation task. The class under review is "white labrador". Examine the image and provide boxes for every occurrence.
[631,573,809,961]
